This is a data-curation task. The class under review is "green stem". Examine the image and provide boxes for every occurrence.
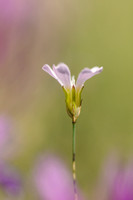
[72,121,78,200]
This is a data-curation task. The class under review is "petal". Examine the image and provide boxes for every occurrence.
[53,63,71,89]
[76,66,103,89]
[42,64,63,86]
[71,76,75,87]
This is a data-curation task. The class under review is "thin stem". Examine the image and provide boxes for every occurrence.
[72,121,78,200]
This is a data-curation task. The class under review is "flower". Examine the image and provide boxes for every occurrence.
[112,165,133,200]
[42,63,103,122]
[93,154,133,200]
[33,155,84,200]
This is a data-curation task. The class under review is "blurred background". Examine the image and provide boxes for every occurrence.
[0,0,133,199]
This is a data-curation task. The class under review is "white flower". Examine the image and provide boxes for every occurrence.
[42,63,103,122]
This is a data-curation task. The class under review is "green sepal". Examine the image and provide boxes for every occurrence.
[62,85,83,122]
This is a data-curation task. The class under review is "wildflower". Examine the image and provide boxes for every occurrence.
[42,63,103,200]
[112,165,133,200]
[93,154,133,200]
[42,63,103,122]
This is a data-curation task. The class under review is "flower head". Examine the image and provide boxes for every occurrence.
[42,63,103,122]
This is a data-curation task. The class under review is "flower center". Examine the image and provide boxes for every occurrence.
[71,76,75,87]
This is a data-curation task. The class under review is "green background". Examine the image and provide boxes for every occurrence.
[0,0,133,199]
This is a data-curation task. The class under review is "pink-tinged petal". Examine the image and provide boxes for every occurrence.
[76,66,103,90]
[42,64,63,86]
[53,63,71,89]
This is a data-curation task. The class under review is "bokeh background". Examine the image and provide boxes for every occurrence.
[0,0,133,199]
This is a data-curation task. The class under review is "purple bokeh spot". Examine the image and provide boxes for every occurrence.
[34,155,84,200]
[111,168,133,200]
[0,163,22,196]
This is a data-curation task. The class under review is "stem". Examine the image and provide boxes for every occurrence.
[72,121,78,200]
